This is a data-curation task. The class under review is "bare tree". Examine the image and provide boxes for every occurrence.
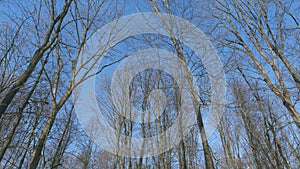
[212,0,300,128]
[0,0,73,118]
[1,0,299,168]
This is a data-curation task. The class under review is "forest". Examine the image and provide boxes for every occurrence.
[0,0,299,168]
